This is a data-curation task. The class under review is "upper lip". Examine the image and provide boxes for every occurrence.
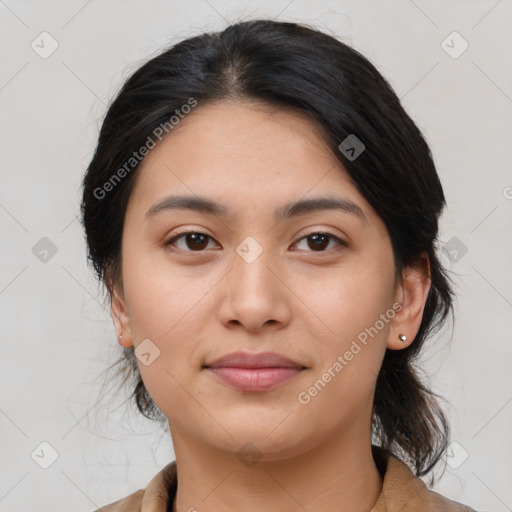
[204,351,306,369]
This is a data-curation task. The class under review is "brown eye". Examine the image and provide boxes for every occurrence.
[165,231,346,254]
[165,232,218,251]
[292,232,347,253]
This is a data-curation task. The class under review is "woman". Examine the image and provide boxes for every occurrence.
[81,18,477,512]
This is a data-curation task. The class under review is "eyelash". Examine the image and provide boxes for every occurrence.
[164,230,347,255]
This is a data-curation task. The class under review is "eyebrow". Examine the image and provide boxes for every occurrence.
[145,194,366,223]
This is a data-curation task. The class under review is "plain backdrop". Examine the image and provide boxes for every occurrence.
[1,1,511,511]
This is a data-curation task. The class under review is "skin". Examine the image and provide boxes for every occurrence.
[111,100,431,512]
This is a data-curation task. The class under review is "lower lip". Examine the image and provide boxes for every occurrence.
[206,367,304,391]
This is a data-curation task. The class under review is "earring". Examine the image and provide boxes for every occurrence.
[398,334,407,343]
[118,333,123,340]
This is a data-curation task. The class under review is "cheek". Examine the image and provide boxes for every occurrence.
[120,248,217,391]
[122,246,212,340]
[301,259,395,345]
[293,274,393,429]
[121,253,215,417]
[296,256,396,406]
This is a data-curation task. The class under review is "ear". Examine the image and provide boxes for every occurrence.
[387,253,431,350]
[111,286,134,349]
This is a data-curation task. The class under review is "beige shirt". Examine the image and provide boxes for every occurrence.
[95,448,476,512]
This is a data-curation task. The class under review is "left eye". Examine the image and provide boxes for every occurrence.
[292,232,347,253]
[164,231,346,253]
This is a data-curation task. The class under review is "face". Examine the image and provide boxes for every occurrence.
[112,100,410,460]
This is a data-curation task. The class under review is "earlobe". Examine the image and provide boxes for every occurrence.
[387,254,431,350]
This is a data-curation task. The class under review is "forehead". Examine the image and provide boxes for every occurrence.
[150,99,335,166]
[125,100,373,222]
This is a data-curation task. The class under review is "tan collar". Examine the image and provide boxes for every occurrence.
[369,447,475,512]
[96,446,474,511]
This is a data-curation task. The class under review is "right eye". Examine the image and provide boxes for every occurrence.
[164,231,221,252]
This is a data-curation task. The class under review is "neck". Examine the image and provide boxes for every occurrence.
[170,426,382,512]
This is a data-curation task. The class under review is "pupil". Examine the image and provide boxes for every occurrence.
[309,234,327,251]
[188,233,207,250]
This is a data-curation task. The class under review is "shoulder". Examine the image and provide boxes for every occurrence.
[418,487,477,511]
[93,461,177,512]
[372,447,477,511]
[93,489,144,511]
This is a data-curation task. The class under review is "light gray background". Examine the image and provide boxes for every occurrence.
[1,1,511,511]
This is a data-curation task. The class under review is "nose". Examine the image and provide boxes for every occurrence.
[217,238,292,333]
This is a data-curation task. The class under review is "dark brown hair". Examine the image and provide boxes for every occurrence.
[81,18,454,481]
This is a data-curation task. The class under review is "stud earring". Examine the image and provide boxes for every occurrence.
[398,334,407,343]
[118,333,123,340]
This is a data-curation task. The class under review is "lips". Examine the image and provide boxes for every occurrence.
[205,351,305,369]
[204,351,307,392]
